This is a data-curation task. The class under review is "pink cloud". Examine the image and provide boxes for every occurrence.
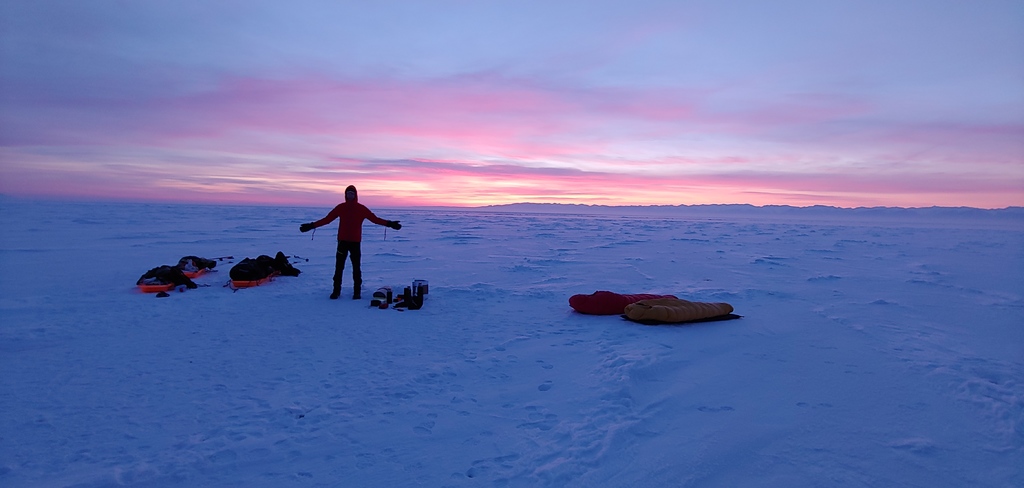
[3,150,1019,208]
[2,73,1021,208]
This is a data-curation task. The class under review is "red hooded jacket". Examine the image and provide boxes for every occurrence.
[310,186,388,242]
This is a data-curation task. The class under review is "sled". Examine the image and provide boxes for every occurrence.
[230,272,279,289]
[137,269,206,292]
[228,252,300,290]
[182,268,207,279]
[137,283,176,293]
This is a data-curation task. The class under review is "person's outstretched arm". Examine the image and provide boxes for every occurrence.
[300,205,342,232]
[365,208,402,229]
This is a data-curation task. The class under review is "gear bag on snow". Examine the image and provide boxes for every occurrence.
[229,252,301,281]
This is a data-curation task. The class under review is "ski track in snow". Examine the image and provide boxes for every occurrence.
[0,201,1022,487]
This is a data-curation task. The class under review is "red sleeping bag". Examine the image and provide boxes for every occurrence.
[569,291,678,315]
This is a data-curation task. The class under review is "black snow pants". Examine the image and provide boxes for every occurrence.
[334,240,361,289]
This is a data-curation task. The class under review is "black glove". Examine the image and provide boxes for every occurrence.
[387,220,402,230]
[299,222,314,233]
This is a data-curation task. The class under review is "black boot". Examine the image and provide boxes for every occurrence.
[330,281,341,300]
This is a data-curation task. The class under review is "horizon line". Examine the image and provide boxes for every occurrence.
[2,194,1020,213]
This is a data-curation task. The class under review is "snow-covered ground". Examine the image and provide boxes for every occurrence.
[1,199,1021,487]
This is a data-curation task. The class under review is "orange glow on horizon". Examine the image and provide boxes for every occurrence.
[2,71,1021,210]
[4,160,1019,209]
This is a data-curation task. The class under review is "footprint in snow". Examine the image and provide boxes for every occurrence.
[518,413,558,431]
[796,402,834,408]
[208,449,237,463]
[414,422,433,435]
[888,437,937,454]
[415,415,437,435]
[697,405,734,413]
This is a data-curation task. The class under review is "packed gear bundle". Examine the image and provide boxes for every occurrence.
[229,252,301,288]
[137,265,198,292]
[176,256,218,278]
[136,254,302,294]
[137,256,220,293]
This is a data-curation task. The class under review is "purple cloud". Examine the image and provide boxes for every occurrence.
[1,1,1021,207]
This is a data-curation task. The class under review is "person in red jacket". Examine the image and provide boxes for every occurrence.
[300,185,402,299]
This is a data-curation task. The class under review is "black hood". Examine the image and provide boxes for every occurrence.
[345,185,358,202]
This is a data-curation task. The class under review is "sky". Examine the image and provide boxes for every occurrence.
[1,0,1022,208]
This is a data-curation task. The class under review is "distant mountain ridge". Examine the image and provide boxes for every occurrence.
[476,202,1024,220]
